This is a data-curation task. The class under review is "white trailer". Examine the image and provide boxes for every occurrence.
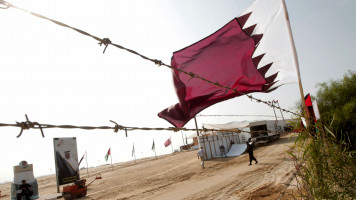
[249,120,286,144]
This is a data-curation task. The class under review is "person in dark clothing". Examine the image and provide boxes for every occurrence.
[230,140,235,145]
[17,180,33,200]
[246,139,258,165]
[219,144,227,158]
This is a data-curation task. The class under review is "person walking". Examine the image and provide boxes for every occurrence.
[197,147,206,168]
[246,139,258,166]
[219,144,227,158]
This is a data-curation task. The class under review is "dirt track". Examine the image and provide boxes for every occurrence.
[0,134,299,200]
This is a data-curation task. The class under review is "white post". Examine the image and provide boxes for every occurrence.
[110,152,113,171]
[181,130,185,145]
[86,151,89,177]
[154,139,157,158]
[133,143,136,164]
[170,136,173,153]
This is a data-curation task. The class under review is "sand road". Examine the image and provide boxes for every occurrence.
[0,134,298,200]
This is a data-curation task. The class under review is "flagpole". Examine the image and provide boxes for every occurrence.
[110,152,113,171]
[170,136,173,153]
[281,0,307,118]
[86,151,89,177]
[133,143,136,164]
[181,130,185,145]
[194,117,200,136]
[154,139,157,158]
[271,100,278,131]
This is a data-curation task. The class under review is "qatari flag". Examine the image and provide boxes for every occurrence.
[158,0,298,127]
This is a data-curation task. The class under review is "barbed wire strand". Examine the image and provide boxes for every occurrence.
[0,0,299,117]
[197,114,283,118]
[0,114,290,138]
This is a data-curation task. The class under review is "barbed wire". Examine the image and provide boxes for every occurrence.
[0,0,299,118]
[0,114,290,138]
[197,114,283,118]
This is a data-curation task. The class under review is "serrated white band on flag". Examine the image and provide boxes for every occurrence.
[240,0,298,88]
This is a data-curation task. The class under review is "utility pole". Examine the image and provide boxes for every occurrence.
[275,100,285,122]
[194,117,200,137]
[271,100,278,131]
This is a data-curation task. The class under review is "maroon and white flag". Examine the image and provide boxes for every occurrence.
[164,138,171,147]
[158,0,298,127]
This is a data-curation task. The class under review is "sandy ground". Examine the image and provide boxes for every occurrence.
[0,133,299,200]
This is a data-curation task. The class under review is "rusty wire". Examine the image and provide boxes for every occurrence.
[197,114,283,118]
[0,115,285,138]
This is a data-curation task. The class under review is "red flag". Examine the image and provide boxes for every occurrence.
[164,138,171,147]
[305,93,316,121]
[158,17,277,127]
[158,0,297,128]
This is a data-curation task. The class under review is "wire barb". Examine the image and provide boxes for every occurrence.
[153,59,162,66]
[110,120,126,136]
[98,38,111,54]
[169,127,180,132]
[0,0,9,9]
[16,114,45,138]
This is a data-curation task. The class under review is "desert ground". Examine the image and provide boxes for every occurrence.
[0,133,299,200]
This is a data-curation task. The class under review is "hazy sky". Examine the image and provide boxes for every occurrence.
[0,0,355,183]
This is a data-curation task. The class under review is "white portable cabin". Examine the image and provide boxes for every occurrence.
[198,121,251,160]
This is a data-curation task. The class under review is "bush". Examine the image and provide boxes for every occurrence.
[316,70,356,151]
[289,120,356,199]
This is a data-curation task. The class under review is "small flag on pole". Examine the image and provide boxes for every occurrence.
[164,138,171,147]
[312,100,320,120]
[132,143,135,157]
[305,93,316,120]
[152,140,155,151]
[105,148,111,162]
[78,152,86,166]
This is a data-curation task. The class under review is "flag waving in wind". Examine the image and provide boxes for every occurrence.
[164,138,171,147]
[158,0,298,128]
[132,143,135,157]
[152,140,155,151]
[78,152,86,166]
[105,148,111,162]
